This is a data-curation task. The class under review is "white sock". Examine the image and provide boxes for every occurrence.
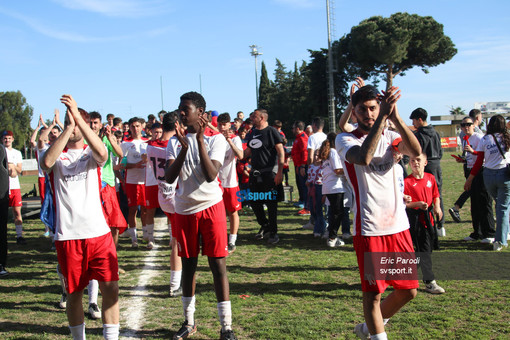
[103,324,120,340]
[127,227,137,242]
[371,332,388,340]
[217,301,232,331]
[228,234,237,245]
[88,280,99,305]
[69,323,85,340]
[146,224,155,242]
[383,318,390,325]
[142,224,148,240]
[181,296,196,325]
[170,270,182,291]
[57,264,67,294]
[15,224,23,238]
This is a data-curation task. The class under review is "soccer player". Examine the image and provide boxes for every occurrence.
[165,92,237,340]
[2,130,25,245]
[144,122,165,249]
[41,94,119,340]
[217,113,243,254]
[121,117,148,248]
[336,85,421,340]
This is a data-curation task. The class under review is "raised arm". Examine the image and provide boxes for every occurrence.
[197,114,222,182]
[338,77,365,133]
[165,123,188,184]
[104,125,123,158]
[30,117,42,148]
[40,110,75,171]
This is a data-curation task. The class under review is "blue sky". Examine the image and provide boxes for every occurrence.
[1,0,509,128]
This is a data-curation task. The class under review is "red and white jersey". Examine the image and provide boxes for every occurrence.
[48,146,110,241]
[476,133,510,170]
[321,148,344,195]
[5,148,22,190]
[167,132,226,215]
[218,135,242,188]
[121,138,148,184]
[146,139,178,213]
[336,129,409,237]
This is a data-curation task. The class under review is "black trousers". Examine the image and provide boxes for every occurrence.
[0,194,8,267]
[249,171,281,234]
[425,160,442,250]
[326,193,344,239]
[470,169,496,239]
[454,164,471,209]
[406,208,435,282]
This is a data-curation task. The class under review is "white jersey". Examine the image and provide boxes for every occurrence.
[321,148,345,195]
[121,138,148,184]
[5,148,22,190]
[307,131,327,151]
[218,135,242,188]
[167,132,226,215]
[336,129,409,236]
[48,146,110,241]
[35,147,46,178]
[464,132,483,168]
[146,139,178,213]
[476,133,510,170]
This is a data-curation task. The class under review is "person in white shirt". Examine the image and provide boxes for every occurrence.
[2,131,25,244]
[217,113,243,254]
[165,92,237,340]
[307,117,327,166]
[40,95,119,340]
[121,117,149,248]
[336,85,421,340]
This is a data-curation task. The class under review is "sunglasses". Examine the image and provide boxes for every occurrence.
[460,123,473,127]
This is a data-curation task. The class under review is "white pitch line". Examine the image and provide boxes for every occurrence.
[120,217,168,339]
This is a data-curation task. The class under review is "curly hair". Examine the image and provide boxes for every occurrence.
[180,91,206,111]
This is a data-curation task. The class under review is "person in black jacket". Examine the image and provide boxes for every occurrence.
[410,108,444,247]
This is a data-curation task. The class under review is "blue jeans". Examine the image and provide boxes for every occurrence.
[483,168,510,245]
[312,184,326,235]
[295,166,308,205]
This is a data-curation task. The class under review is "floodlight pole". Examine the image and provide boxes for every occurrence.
[326,0,336,132]
[250,45,263,107]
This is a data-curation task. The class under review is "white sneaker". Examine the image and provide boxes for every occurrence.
[354,323,370,340]
[302,222,314,230]
[88,303,101,319]
[147,241,154,250]
[131,241,138,248]
[437,227,446,237]
[480,237,495,244]
[59,293,67,309]
[327,237,338,248]
[342,233,352,240]
[493,241,507,251]
[335,238,345,247]
[424,280,445,294]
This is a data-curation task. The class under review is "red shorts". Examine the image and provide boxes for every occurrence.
[38,177,46,203]
[145,185,160,209]
[354,229,419,293]
[174,201,228,258]
[223,186,242,213]
[101,184,127,234]
[55,233,119,294]
[125,183,146,207]
[9,189,22,207]
[164,211,177,238]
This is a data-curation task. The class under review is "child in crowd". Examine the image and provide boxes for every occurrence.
[306,152,326,238]
[404,153,445,294]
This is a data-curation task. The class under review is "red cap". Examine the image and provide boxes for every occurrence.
[2,130,13,137]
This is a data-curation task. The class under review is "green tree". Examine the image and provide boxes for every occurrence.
[344,12,457,90]
[0,91,34,151]
[449,106,465,115]
[258,61,274,111]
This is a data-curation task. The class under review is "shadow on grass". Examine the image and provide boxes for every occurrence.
[0,321,70,336]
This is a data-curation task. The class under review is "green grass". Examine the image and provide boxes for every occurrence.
[1,153,510,339]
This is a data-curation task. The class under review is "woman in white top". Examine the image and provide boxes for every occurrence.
[465,115,510,251]
[319,133,346,248]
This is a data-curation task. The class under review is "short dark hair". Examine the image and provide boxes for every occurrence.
[234,118,242,124]
[113,117,122,126]
[273,120,282,128]
[410,108,428,121]
[293,121,305,131]
[162,111,179,132]
[217,113,231,124]
[151,122,162,130]
[180,91,206,111]
[113,130,123,139]
[89,111,102,121]
[128,117,142,126]
[106,113,114,120]
[352,85,380,107]
[312,117,324,129]
[469,109,481,119]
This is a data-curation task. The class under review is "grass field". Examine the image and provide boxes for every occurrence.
[1,152,509,339]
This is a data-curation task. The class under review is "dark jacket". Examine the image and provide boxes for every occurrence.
[415,125,443,161]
